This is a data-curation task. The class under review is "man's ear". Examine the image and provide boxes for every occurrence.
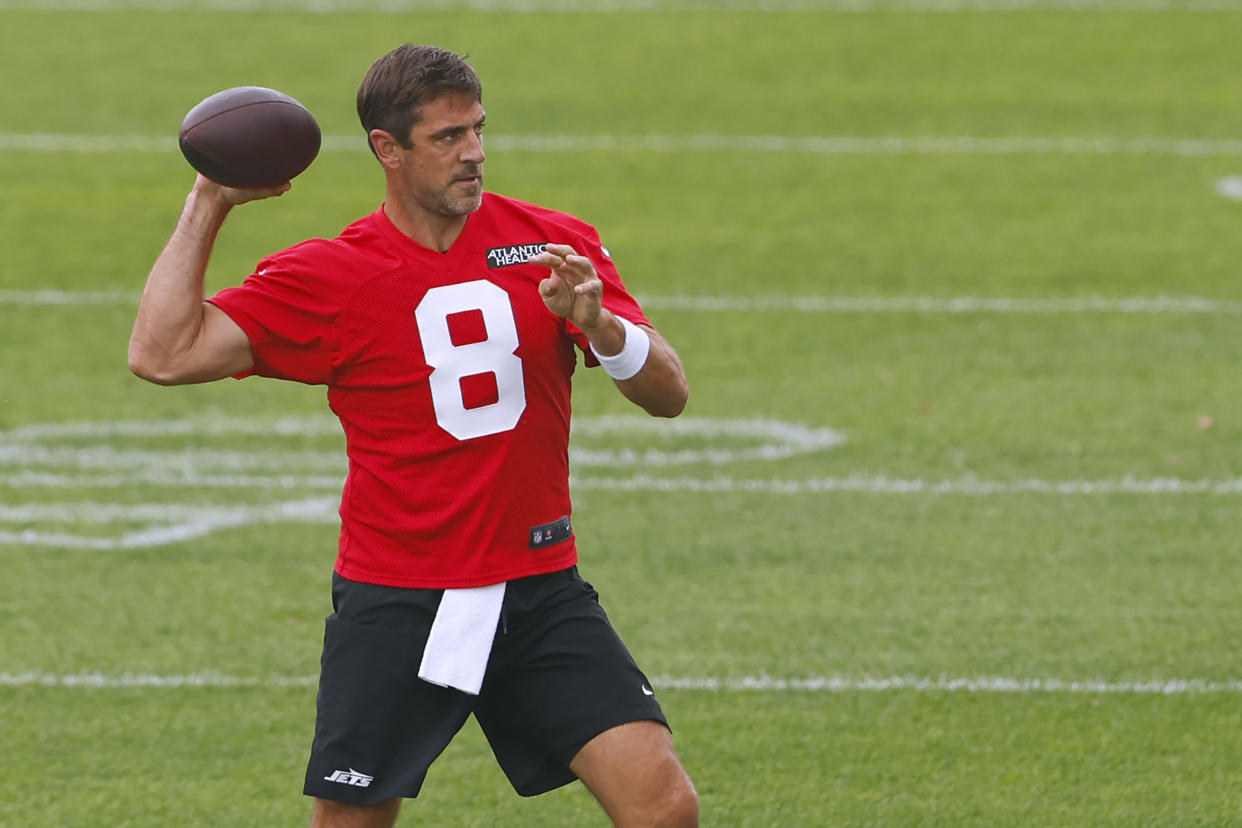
[369,129,404,169]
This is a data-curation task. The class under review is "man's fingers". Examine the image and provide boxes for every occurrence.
[528,250,570,270]
[538,273,562,299]
[531,244,602,324]
[528,245,592,276]
[195,174,292,206]
[574,277,603,296]
[229,180,292,204]
[530,255,595,284]
[527,252,560,268]
[542,242,577,259]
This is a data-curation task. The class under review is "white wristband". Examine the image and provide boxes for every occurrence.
[590,316,651,381]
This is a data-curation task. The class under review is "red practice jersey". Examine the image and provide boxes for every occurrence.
[208,194,650,588]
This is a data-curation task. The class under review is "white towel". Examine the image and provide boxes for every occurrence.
[418,582,507,695]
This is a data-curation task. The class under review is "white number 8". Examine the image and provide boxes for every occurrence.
[415,280,527,441]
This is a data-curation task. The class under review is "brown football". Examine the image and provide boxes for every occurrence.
[178,86,321,189]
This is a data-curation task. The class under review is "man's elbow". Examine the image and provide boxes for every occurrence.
[127,343,182,386]
[645,381,690,418]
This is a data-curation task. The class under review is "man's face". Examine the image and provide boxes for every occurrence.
[397,93,487,218]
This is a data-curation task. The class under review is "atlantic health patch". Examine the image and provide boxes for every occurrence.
[486,243,548,268]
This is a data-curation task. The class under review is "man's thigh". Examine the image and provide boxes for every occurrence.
[571,721,699,828]
[473,568,668,797]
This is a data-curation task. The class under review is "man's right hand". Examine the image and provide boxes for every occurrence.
[194,173,292,207]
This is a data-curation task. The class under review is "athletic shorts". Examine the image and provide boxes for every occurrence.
[303,566,668,804]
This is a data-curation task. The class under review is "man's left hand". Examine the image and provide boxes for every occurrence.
[531,243,606,334]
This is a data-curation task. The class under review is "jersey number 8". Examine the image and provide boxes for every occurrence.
[415,280,528,441]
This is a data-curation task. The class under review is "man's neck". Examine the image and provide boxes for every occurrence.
[383,195,470,254]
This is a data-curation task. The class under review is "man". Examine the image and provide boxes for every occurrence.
[128,43,697,828]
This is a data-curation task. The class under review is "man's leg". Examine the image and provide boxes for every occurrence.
[310,796,402,828]
[569,720,699,828]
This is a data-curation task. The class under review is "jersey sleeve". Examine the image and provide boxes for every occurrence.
[562,227,652,368]
[206,247,341,385]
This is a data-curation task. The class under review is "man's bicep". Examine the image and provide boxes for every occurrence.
[192,302,255,382]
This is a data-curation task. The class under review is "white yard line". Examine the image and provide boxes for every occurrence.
[0,499,336,522]
[638,295,1242,314]
[0,469,345,490]
[1215,175,1242,201]
[0,497,340,549]
[8,133,1242,156]
[4,471,1241,551]
[2,671,1239,694]
[571,474,1242,495]
[0,289,138,306]
[4,416,1239,552]
[2,413,1240,551]
[6,473,1242,497]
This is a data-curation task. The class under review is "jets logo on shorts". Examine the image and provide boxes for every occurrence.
[324,768,374,788]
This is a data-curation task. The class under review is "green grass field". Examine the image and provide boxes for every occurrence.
[4,2,1242,825]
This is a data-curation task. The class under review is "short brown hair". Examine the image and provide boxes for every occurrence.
[356,44,483,155]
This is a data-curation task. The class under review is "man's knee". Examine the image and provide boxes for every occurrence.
[624,754,699,828]
[654,775,700,828]
[570,720,699,828]
[309,796,401,828]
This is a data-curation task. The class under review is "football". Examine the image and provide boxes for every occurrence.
[178,86,321,189]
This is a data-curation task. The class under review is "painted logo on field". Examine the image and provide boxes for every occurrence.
[486,242,547,268]
[0,415,845,550]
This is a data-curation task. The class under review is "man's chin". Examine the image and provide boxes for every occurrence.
[423,190,482,218]
[455,191,484,215]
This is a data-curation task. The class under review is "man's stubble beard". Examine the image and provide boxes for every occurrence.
[417,168,484,218]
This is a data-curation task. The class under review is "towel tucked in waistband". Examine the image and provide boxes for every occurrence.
[417,582,507,696]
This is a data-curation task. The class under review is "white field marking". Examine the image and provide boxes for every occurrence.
[6,289,1242,315]
[638,294,1242,314]
[8,413,1242,552]
[0,289,138,306]
[570,416,845,466]
[0,498,339,524]
[3,672,1241,694]
[1215,175,1242,201]
[572,474,1242,495]
[8,472,1242,497]
[4,0,1242,11]
[3,415,344,440]
[0,444,344,472]
[0,415,834,473]
[0,469,346,490]
[9,133,1242,156]
[649,675,1242,694]
[0,497,339,549]
[0,414,844,548]
[0,672,318,688]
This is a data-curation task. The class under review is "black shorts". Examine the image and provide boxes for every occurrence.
[303,566,668,804]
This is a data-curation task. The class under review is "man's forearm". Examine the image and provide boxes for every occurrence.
[608,326,690,418]
[128,188,232,383]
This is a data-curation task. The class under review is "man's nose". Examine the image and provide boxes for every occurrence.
[461,130,485,163]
